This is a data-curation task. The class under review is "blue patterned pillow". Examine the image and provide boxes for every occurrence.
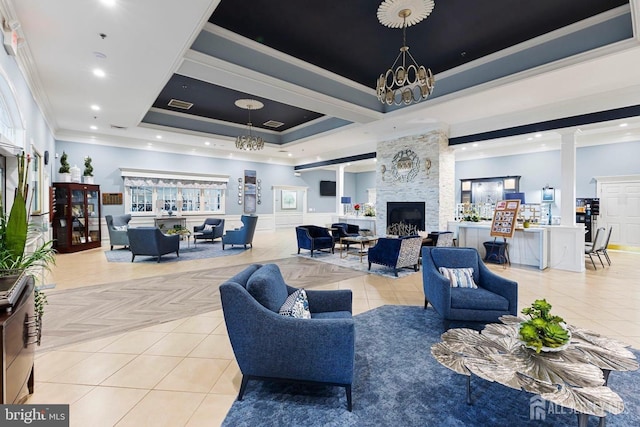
[438,267,478,289]
[279,289,311,319]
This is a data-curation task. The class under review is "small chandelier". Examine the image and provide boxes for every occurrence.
[234,99,265,151]
[376,0,435,106]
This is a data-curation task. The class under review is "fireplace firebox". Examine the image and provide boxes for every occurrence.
[387,202,425,233]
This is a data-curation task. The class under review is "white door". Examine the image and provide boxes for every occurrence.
[597,177,640,249]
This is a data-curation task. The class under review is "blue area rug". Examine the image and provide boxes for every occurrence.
[104,241,247,263]
[222,305,640,426]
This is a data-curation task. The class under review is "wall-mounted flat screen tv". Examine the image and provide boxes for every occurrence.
[319,180,336,196]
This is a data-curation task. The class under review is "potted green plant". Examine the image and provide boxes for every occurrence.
[518,299,570,353]
[0,152,56,345]
[83,156,94,184]
[58,151,71,182]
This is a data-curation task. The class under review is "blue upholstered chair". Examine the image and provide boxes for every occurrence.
[222,215,258,249]
[422,247,518,330]
[127,227,180,262]
[193,218,224,243]
[105,214,131,250]
[331,222,360,248]
[220,263,355,410]
[367,236,422,276]
[296,225,334,257]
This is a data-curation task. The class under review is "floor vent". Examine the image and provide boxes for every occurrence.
[168,99,194,110]
[263,120,284,128]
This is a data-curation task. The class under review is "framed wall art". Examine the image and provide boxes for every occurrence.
[281,190,297,210]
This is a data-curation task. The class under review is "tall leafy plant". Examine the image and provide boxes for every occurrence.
[0,152,55,271]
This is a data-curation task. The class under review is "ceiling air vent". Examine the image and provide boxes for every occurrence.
[110,124,127,130]
[168,99,193,110]
[263,120,284,128]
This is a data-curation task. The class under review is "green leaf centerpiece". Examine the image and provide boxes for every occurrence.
[518,299,571,353]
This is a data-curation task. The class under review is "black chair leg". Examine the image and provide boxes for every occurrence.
[237,376,249,401]
[346,385,352,412]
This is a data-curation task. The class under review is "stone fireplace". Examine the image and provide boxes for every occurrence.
[375,130,455,235]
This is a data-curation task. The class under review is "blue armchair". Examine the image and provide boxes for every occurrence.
[422,247,518,330]
[127,227,180,262]
[368,236,422,276]
[331,222,360,248]
[220,263,355,410]
[193,218,224,243]
[296,225,334,257]
[222,215,258,249]
[105,214,131,250]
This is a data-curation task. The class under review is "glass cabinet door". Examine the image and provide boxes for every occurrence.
[87,189,100,243]
[54,186,70,250]
[71,189,86,246]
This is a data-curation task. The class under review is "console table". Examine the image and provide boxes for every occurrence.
[0,275,36,403]
[154,217,187,231]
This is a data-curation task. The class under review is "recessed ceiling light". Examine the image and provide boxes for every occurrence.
[147,142,152,146]
[92,68,106,78]
[156,135,162,139]
[90,104,100,111]
[204,141,210,146]
[461,147,467,151]
[90,125,97,130]
[373,158,377,162]
[347,163,351,166]
[620,123,628,127]
[527,137,533,141]
[287,153,292,157]
[100,0,116,7]
[472,143,478,147]
[535,133,542,138]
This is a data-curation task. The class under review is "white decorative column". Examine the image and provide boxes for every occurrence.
[548,130,585,272]
[337,164,346,214]
[560,132,577,227]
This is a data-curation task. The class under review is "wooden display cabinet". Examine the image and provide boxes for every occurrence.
[52,183,101,253]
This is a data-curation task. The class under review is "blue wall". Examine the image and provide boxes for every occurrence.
[456,141,640,215]
[55,140,310,217]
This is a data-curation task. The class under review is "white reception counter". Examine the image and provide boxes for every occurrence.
[450,222,549,270]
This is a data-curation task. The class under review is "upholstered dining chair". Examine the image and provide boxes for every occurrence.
[422,247,518,330]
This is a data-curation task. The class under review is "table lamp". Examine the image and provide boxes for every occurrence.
[341,196,351,214]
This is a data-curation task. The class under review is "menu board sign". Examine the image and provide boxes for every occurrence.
[490,199,521,238]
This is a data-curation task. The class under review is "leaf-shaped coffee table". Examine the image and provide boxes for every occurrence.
[431,315,638,426]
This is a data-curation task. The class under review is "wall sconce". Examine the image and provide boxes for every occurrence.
[237,177,243,204]
[425,158,432,175]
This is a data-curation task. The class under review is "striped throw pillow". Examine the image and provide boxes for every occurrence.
[438,267,478,289]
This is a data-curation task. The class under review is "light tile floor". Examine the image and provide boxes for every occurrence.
[24,229,640,426]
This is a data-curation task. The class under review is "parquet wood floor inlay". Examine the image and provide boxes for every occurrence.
[39,257,366,351]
